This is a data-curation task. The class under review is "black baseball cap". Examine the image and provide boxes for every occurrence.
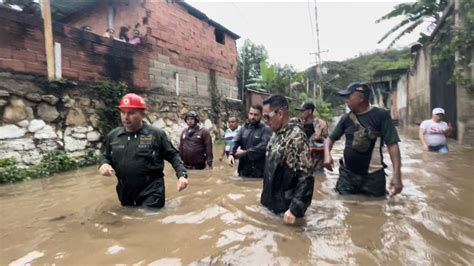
[295,102,315,112]
[338,82,371,96]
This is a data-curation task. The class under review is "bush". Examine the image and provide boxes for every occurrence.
[0,149,101,184]
[92,81,129,139]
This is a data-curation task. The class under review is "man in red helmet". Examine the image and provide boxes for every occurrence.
[99,93,188,208]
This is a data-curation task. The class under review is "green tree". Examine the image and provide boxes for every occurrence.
[271,64,295,94]
[293,92,333,121]
[376,0,449,49]
[258,61,276,90]
[237,39,268,96]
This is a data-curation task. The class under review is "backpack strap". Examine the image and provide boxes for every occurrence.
[349,112,363,129]
[349,112,381,138]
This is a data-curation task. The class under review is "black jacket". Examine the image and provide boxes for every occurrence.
[101,124,187,207]
[230,121,272,178]
[179,126,213,168]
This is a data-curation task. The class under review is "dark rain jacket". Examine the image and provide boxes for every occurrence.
[261,118,314,217]
[179,126,213,169]
[101,124,187,208]
[230,121,272,178]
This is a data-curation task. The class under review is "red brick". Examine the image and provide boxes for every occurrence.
[91,44,107,54]
[36,53,46,62]
[69,61,92,70]
[61,48,79,58]
[1,0,239,86]
[0,48,12,59]
[26,63,47,75]
[78,72,98,81]
[12,51,37,62]
[1,59,26,72]
[62,68,79,79]
[25,40,45,52]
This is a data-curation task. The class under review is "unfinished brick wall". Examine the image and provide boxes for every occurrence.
[62,1,239,98]
[0,7,149,88]
[146,1,238,80]
[66,0,147,41]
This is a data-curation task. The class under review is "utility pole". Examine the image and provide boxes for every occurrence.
[310,0,325,100]
[310,50,327,99]
[241,51,245,102]
[41,0,55,80]
[314,0,321,100]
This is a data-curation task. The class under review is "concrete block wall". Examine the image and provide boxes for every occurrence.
[407,47,431,125]
[396,74,408,127]
[149,53,238,101]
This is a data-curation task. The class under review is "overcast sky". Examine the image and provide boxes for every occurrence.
[189,0,426,71]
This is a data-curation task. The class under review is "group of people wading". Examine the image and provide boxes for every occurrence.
[99,82,404,224]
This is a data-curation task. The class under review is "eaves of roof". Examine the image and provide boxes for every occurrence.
[50,0,240,40]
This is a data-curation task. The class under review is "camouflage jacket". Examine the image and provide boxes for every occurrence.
[260,118,315,217]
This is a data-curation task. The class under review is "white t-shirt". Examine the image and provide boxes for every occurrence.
[420,119,448,146]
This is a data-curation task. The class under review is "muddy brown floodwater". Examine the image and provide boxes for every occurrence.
[1,132,473,265]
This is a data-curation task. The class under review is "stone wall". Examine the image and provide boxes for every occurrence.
[0,73,227,165]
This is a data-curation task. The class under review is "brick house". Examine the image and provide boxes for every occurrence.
[64,0,240,101]
[0,0,240,101]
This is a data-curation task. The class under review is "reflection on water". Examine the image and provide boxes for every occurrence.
[1,134,473,265]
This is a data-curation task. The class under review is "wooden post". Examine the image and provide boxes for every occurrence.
[41,0,55,80]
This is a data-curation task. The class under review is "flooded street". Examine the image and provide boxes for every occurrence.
[1,132,473,265]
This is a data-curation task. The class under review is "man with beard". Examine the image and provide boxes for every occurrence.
[179,111,213,169]
[228,104,272,178]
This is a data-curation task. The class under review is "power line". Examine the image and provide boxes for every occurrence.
[231,2,250,27]
[307,0,316,48]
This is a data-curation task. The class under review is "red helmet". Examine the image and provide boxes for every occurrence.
[118,93,147,109]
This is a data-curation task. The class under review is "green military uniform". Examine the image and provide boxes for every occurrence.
[261,118,314,217]
[102,124,187,208]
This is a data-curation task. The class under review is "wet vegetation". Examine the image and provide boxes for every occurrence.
[92,80,129,139]
[0,149,101,184]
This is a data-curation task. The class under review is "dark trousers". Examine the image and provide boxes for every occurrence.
[116,178,165,208]
[335,163,386,197]
[184,162,206,170]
